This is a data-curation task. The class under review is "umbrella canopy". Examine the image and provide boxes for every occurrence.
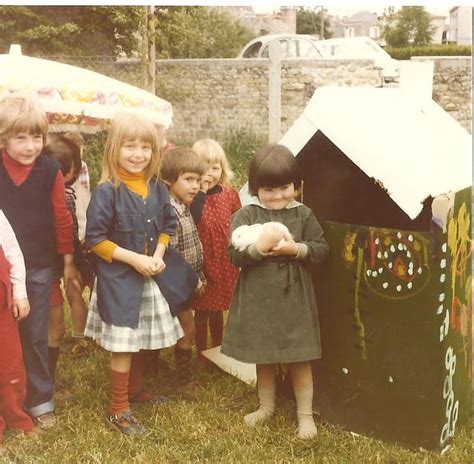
[0,44,173,132]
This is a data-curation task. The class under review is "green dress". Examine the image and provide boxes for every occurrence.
[221,202,329,364]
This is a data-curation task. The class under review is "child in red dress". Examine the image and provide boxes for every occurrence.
[190,139,241,359]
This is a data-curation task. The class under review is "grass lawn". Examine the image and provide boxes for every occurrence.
[1,336,471,463]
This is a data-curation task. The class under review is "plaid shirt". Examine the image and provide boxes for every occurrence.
[65,185,79,239]
[169,197,205,286]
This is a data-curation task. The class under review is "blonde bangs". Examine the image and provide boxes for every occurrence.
[192,138,234,186]
[99,112,162,185]
[0,93,48,145]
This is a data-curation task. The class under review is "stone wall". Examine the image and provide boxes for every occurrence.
[411,56,472,133]
[153,58,380,143]
[92,56,471,141]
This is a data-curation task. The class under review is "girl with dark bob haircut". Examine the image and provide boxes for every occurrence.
[248,144,302,197]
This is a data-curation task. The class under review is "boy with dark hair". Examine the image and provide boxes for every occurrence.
[161,146,206,398]
[0,93,78,430]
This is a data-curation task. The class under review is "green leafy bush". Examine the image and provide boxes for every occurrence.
[83,132,107,190]
[385,44,471,60]
[222,125,265,189]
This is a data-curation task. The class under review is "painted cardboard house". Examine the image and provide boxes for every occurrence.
[240,86,472,450]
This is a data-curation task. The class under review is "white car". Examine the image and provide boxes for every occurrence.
[237,34,323,59]
[238,34,399,82]
[314,36,399,82]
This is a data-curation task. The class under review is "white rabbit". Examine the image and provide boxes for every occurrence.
[231,222,292,252]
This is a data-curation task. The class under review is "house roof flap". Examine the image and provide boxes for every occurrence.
[278,86,471,220]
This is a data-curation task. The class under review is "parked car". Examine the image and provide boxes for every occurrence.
[314,36,399,82]
[238,34,399,82]
[237,34,323,59]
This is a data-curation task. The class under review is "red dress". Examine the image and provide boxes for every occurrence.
[193,185,241,312]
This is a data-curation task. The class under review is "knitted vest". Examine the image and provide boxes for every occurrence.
[0,155,57,268]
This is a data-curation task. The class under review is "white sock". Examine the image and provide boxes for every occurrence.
[244,384,275,426]
[294,385,317,439]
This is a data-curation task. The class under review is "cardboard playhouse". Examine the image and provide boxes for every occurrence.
[236,86,472,450]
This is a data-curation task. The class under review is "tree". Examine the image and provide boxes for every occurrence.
[296,7,332,39]
[382,6,435,48]
[153,7,254,59]
[0,6,142,57]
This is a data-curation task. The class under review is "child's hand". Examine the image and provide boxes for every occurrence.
[151,256,166,275]
[132,254,162,277]
[200,175,211,193]
[195,278,206,296]
[12,298,30,321]
[268,237,299,257]
[255,224,285,254]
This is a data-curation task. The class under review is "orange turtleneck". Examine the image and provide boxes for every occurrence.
[90,169,170,263]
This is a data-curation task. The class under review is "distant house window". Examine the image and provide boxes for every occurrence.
[346,27,355,37]
[369,26,380,39]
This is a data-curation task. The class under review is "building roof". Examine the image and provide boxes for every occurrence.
[241,86,471,220]
[347,10,378,24]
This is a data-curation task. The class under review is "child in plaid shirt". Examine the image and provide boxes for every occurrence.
[161,146,207,398]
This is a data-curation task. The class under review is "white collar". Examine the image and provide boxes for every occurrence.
[247,197,302,210]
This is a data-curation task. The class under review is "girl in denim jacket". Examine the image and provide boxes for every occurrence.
[85,113,183,436]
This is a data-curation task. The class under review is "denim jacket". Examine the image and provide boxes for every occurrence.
[86,180,176,328]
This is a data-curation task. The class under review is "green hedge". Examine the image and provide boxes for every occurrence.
[385,44,471,60]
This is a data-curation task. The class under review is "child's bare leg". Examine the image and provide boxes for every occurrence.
[288,361,317,438]
[176,309,195,350]
[175,309,200,397]
[244,364,276,426]
[48,304,65,381]
[65,281,88,338]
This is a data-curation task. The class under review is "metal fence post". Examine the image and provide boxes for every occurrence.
[268,41,281,143]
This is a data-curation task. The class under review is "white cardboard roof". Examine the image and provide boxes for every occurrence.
[242,86,471,220]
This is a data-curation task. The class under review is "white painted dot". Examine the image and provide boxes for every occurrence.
[397,232,402,238]
[408,262,414,269]
[406,251,411,258]
[389,376,394,383]
[342,368,349,374]
[417,268,423,274]
[377,252,382,259]
[388,262,393,269]
[408,234,414,242]
[442,243,447,253]
[440,274,446,283]
[378,267,383,273]
[440,259,446,269]
[396,285,402,292]
[437,304,444,314]
[375,238,380,245]
[372,271,378,277]
[408,268,413,276]
[390,245,396,252]
[398,243,404,251]
[366,270,371,276]
[382,282,388,289]
[439,293,445,302]
[384,251,388,258]
[407,282,413,289]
